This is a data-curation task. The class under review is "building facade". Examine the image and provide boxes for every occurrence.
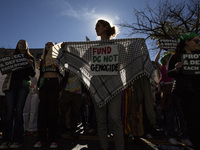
[0,48,43,60]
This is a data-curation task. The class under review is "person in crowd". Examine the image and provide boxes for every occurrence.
[93,19,124,150]
[78,93,90,132]
[58,70,89,138]
[155,46,192,146]
[155,47,174,139]
[0,39,36,149]
[33,42,63,149]
[130,76,157,139]
[155,46,173,112]
[87,96,97,135]
[167,32,200,149]
[0,73,6,132]
[23,59,40,136]
[153,82,164,130]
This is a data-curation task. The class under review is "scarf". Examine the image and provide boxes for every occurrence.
[54,38,154,107]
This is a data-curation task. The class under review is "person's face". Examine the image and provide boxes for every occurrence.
[45,42,54,51]
[18,40,27,53]
[186,36,200,52]
[95,22,107,36]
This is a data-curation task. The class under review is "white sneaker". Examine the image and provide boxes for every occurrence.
[0,142,10,149]
[10,143,22,149]
[181,139,193,147]
[168,138,178,145]
[33,141,43,148]
[49,142,58,149]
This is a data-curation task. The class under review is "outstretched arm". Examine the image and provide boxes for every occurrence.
[155,46,162,71]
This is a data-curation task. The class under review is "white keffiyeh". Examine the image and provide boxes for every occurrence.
[53,38,154,107]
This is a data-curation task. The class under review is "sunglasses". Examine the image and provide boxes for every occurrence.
[191,39,200,44]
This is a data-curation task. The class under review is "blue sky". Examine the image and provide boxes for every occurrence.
[0,0,185,59]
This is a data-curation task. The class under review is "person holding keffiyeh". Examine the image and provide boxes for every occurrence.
[93,19,124,150]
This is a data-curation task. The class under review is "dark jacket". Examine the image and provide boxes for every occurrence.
[11,54,35,81]
[167,52,200,95]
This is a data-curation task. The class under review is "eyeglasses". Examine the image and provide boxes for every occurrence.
[191,39,200,44]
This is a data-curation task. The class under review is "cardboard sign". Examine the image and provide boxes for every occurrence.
[182,53,200,74]
[90,45,119,75]
[160,39,178,51]
[0,54,30,75]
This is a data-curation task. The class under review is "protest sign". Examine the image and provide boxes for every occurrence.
[90,44,119,75]
[0,54,30,75]
[159,39,178,51]
[182,53,200,74]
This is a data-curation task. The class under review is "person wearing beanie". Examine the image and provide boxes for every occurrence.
[167,32,200,149]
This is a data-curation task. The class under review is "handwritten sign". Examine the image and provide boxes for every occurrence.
[0,54,30,75]
[90,45,119,75]
[182,53,200,74]
[160,39,178,51]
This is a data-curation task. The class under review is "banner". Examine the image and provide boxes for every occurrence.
[91,44,118,75]
[159,39,178,51]
[0,54,29,75]
[54,38,154,107]
[182,53,200,75]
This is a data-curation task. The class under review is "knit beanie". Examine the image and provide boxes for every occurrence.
[160,53,171,65]
[178,32,198,42]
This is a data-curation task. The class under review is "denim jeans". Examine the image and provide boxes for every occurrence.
[2,80,29,143]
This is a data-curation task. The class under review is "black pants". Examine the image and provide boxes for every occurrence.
[0,96,5,132]
[37,78,59,142]
[180,93,200,149]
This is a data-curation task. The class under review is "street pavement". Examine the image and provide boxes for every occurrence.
[0,131,194,150]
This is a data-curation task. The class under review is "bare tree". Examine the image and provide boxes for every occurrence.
[119,0,200,41]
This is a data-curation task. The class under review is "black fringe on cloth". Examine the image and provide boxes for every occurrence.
[53,38,154,107]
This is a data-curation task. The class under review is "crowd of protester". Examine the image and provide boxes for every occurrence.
[0,20,199,150]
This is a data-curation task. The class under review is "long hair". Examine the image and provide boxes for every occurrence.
[14,39,33,58]
[14,39,35,69]
[175,40,186,54]
[97,19,117,38]
[41,41,54,60]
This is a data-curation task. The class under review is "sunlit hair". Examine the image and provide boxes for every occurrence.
[41,41,54,60]
[14,39,33,57]
[97,19,117,38]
